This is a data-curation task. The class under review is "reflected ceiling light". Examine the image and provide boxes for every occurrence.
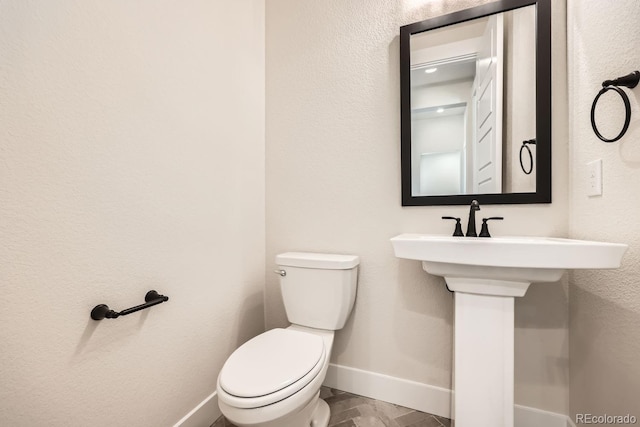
[424,67,438,73]
[437,108,444,113]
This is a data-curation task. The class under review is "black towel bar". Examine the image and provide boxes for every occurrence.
[91,290,169,320]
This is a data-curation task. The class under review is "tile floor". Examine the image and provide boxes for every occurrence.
[211,387,451,427]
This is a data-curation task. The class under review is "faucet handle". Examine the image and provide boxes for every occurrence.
[442,216,464,237]
[479,217,504,238]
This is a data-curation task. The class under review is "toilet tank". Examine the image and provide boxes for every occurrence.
[276,252,359,330]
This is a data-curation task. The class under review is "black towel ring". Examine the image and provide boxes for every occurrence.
[519,139,536,175]
[590,71,640,143]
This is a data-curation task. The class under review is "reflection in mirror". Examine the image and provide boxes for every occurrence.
[411,6,536,196]
[400,0,551,206]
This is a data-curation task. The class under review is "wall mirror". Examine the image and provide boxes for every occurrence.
[400,0,551,206]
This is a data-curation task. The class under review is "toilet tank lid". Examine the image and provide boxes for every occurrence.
[276,252,359,269]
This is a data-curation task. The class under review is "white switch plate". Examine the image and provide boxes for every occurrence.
[587,159,602,197]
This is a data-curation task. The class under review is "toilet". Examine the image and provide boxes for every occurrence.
[217,252,359,427]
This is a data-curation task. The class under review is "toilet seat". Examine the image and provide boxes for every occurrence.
[218,328,326,409]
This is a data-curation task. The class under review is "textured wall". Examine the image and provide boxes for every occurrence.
[266,0,569,414]
[0,1,265,425]
[567,0,640,421]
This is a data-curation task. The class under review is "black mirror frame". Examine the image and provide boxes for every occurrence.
[400,0,551,206]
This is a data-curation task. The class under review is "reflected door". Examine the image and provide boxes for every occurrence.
[472,14,503,193]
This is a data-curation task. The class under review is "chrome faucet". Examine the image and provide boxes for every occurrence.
[466,200,480,237]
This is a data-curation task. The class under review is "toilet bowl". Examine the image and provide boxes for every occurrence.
[217,326,334,427]
[216,252,359,427]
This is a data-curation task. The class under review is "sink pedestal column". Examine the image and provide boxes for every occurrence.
[448,278,529,427]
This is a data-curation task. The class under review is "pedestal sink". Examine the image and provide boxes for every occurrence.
[390,234,627,427]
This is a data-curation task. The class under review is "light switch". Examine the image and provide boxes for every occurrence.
[587,159,602,197]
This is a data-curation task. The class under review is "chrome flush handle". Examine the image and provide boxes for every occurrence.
[273,269,286,277]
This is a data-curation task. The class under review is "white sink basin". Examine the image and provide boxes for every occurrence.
[391,234,627,296]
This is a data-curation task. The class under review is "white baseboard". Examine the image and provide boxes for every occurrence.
[173,391,221,427]
[324,363,570,427]
[323,363,452,418]
[514,404,568,427]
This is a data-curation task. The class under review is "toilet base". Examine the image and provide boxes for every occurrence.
[310,398,330,427]
[221,391,330,427]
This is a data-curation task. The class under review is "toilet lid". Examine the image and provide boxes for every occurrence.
[219,328,325,399]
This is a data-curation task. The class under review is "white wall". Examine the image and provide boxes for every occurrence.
[0,1,265,426]
[567,0,640,420]
[266,0,569,415]
[413,114,466,195]
[412,80,474,110]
